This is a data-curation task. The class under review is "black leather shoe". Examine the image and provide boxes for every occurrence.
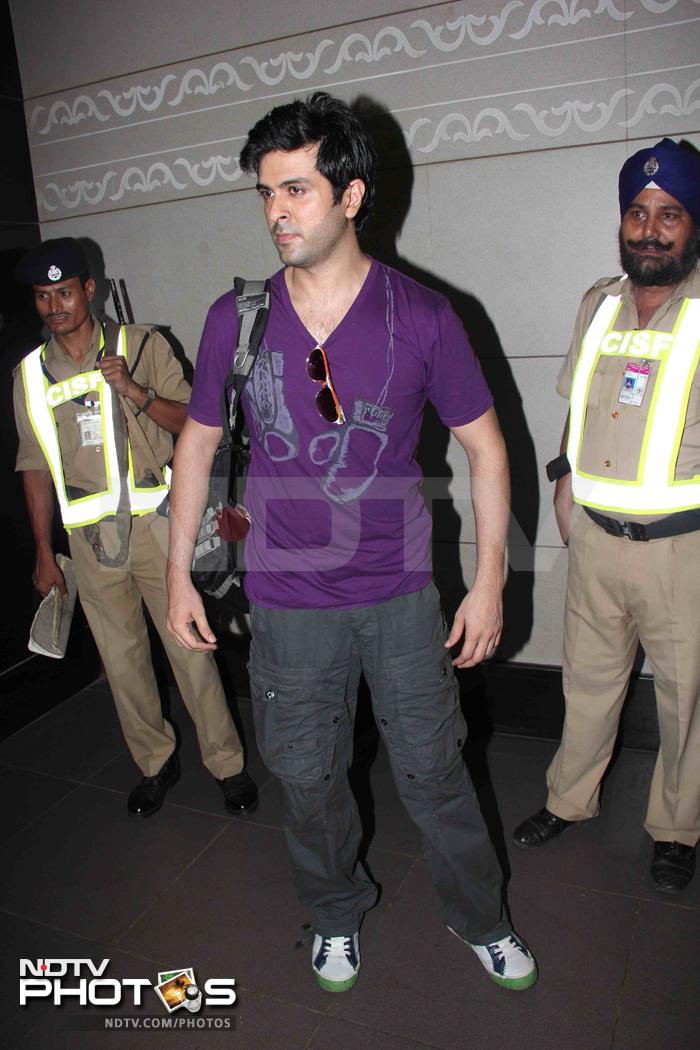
[218,770,258,815]
[512,807,579,849]
[651,841,696,894]
[127,753,180,818]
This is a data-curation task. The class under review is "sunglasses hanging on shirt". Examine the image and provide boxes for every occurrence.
[306,345,346,425]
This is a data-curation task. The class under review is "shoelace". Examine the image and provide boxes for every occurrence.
[320,936,353,961]
[487,936,528,973]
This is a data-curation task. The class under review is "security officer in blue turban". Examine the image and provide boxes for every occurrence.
[513,139,700,894]
[13,238,258,819]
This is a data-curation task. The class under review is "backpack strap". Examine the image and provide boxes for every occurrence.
[220,277,270,439]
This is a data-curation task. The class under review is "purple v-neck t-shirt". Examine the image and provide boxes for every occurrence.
[188,259,492,609]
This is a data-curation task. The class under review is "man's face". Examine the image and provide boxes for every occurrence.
[619,188,698,287]
[33,275,95,337]
[256,146,359,269]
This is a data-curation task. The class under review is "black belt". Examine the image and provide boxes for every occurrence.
[584,505,700,541]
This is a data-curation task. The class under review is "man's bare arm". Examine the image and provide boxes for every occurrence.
[166,416,222,651]
[447,406,510,668]
[23,469,67,596]
[554,413,573,545]
[98,357,187,433]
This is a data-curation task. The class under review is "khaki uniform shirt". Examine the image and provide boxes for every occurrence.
[14,318,190,496]
[557,263,700,523]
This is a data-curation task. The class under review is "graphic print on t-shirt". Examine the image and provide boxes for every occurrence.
[246,266,398,505]
[309,268,397,504]
[309,399,394,504]
[246,348,299,462]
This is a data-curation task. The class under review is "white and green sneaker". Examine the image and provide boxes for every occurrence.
[312,933,360,992]
[449,927,538,990]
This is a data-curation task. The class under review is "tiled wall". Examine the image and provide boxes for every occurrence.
[11,0,700,665]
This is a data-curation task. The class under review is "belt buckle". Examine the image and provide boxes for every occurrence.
[621,520,648,541]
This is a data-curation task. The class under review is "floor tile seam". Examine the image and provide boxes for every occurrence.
[1,907,183,970]
[629,890,699,912]
[81,752,276,800]
[111,820,233,947]
[134,771,279,821]
[372,852,422,917]
[302,1017,325,1048]
[66,779,281,823]
[365,845,420,860]
[81,748,132,783]
[233,987,328,1019]
[158,798,277,825]
[322,1012,451,1049]
[609,898,640,1050]
[1,782,84,845]
[0,760,84,785]
[253,772,282,795]
[512,872,643,902]
[78,678,111,694]
[489,733,657,758]
[13,1021,41,1050]
[1,905,115,945]
[0,687,97,746]
[0,755,123,782]
[514,873,699,910]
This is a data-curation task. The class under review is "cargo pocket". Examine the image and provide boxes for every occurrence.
[374,640,467,784]
[248,648,339,784]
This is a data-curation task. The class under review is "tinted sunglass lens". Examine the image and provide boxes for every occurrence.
[306,347,327,382]
[315,386,339,422]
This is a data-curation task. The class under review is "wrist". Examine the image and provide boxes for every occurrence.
[141,385,157,413]
[132,384,156,413]
[167,562,193,583]
[472,568,504,594]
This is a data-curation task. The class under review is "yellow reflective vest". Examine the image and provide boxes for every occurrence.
[567,291,700,515]
[20,327,169,531]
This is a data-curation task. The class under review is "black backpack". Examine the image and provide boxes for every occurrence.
[191,278,270,606]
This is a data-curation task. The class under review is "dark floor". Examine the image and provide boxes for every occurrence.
[2,679,698,1050]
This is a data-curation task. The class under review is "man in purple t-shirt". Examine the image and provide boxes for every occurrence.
[166,92,537,993]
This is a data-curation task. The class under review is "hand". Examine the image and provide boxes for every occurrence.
[445,584,503,669]
[166,574,217,652]
[33,548,67,598]
[98,356,140,399]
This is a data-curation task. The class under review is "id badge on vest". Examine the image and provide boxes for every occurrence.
[76,405,102,446]
[618,361,651,407]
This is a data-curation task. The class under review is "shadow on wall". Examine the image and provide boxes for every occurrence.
[0,246,48,670]
[78,237,194,385]
[353,96,540,663]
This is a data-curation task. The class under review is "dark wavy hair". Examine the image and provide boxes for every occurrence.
[239,92,376,231]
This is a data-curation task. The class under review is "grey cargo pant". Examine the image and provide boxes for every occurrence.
[248,582,509,944]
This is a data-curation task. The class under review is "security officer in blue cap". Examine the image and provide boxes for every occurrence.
[513,139,700,894]
[13,238,258,818]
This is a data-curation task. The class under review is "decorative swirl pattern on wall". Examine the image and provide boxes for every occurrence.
[405,78,700,152]
[37,155,243,212]
[28,0,698,136]
[35,75,698,214]
[30,64,254,135]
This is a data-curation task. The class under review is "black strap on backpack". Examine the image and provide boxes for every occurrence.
[220,277,271,438]
[192,277,270,603]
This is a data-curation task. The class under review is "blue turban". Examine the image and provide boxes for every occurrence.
[618,138,700,226]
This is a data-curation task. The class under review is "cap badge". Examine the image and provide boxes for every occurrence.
[643,156,659,177]
[47,265,62,281]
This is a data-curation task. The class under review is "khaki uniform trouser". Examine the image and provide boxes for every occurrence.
[68,512,244,779]
[546,510,700,846]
